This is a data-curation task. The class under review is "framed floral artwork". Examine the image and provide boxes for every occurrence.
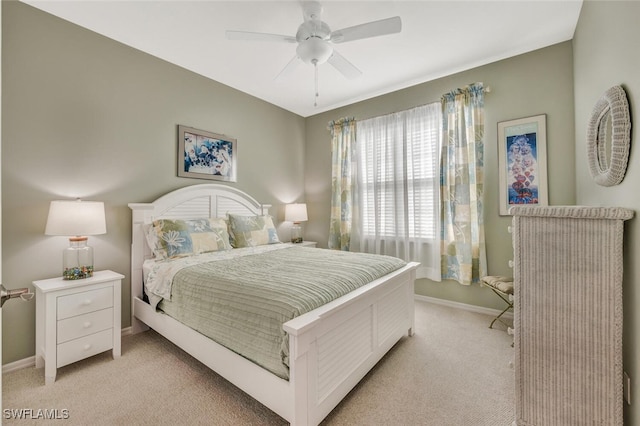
[178,125,237,182]
[497,114,548,215]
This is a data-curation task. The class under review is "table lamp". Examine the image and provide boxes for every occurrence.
[45,199,106,280]
[285,203,308,243]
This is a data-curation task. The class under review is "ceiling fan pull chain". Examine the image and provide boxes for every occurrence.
[314,60,319,107]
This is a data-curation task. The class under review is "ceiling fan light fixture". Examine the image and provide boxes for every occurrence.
[296,38,333,65]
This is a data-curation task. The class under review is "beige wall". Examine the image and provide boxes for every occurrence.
[573,1,640,422]
[1,1,306,364]
[305,42,576,311]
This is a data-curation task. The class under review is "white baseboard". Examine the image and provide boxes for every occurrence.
[415,294,514,320]
[3,301,509,374]
[3,327,134,374]
[3,356,35,374]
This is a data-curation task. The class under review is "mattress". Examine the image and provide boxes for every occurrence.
[144,244,406,379]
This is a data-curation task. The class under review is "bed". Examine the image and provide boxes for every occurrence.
[129,184,418,425]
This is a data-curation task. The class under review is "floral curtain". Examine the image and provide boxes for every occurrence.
[328,117,357,250]
[440,83,487,285]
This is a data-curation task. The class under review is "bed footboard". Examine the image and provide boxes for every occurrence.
[285,262,418,425]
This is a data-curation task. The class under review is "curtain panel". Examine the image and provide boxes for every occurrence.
[328,118,357,251]
[355,103,442,280]
[440,82,487,285]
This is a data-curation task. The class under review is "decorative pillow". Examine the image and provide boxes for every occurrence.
[146,217,232,259]
[227,214,280,248]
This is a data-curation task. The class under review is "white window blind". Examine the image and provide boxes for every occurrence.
[355,102,442,281]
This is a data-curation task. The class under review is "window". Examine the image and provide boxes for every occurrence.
[356,103,442,280]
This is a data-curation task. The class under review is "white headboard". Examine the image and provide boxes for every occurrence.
[128,184,271,328]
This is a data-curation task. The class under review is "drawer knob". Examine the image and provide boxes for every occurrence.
[83,322,92,329]
[83,344,92,351]
[82,299,92,306]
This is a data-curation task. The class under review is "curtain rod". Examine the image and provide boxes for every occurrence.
[328,85,491,128]
[369,85,492,120]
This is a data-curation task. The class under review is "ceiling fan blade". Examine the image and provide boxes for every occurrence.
[225,30,297,43]
[327,50,362,80]
[275,55,301,81]
[330,16,402,44]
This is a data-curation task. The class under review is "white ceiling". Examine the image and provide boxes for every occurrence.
[22,0,583,118]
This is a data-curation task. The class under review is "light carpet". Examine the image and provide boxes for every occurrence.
[3,300,514,425]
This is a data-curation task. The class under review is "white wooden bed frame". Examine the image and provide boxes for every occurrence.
[129,184,418,425]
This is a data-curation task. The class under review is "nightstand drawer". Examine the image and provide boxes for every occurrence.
[57,328,113,368]
[57,287,113,320]
[57,308,113,344]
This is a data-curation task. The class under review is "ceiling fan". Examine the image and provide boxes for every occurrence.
[226,1,402,106]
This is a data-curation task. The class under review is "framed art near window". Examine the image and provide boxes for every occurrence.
[497,114,548,215]
[178,125,237,182]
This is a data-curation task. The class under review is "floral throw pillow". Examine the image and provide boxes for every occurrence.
[227,214,280,248]
[146,217,231,259]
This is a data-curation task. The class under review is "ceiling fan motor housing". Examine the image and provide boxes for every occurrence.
[296,19,330,41]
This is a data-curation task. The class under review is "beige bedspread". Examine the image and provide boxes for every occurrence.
[147,245,406,379]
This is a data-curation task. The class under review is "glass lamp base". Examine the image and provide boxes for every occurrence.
[63,237,94,280]
[290,223,303,244]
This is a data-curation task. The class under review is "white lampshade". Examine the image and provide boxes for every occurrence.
[45,200,106,237]
[45,199,106,280]
[285,203,308,224]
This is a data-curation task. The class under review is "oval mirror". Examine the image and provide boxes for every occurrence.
[586,85,631,187]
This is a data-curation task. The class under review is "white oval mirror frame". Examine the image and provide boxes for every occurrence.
[586,85,631,187]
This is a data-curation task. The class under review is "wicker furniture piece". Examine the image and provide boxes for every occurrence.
[511,206,633,426]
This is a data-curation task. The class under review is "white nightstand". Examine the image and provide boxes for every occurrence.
[33,270,124,385]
